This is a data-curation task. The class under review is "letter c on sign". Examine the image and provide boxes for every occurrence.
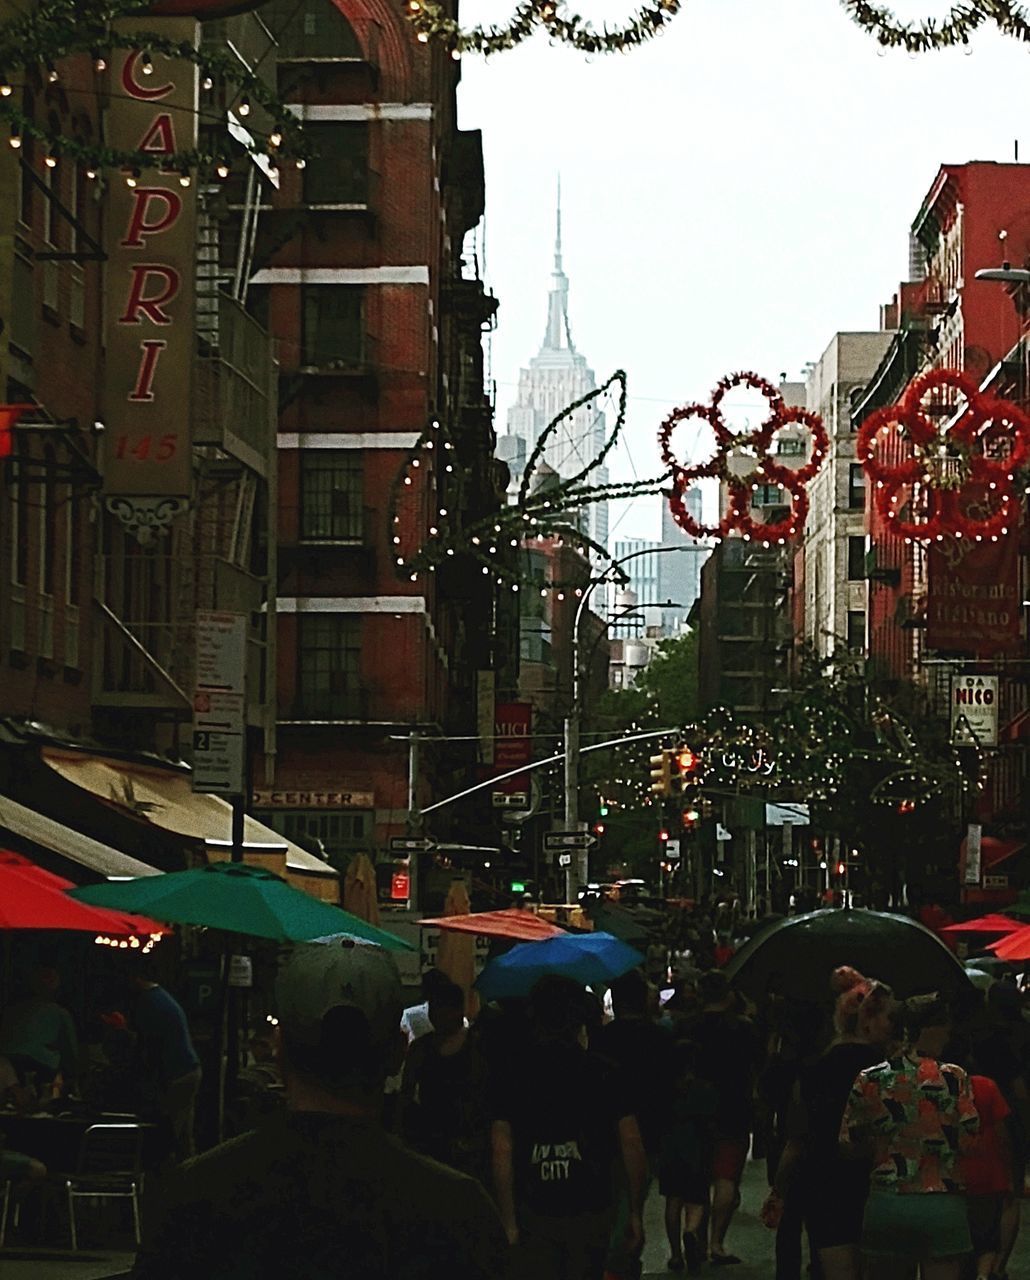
[122,50,174,101]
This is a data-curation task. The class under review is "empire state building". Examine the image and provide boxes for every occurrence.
[499,188,609,562]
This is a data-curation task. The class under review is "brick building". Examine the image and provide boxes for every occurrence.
[851,161,1030,898]
[247,0,504,893]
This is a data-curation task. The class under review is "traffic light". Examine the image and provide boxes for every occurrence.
[650,751,672,797]
[0,404,31,459]
[598,803,609,818]
[592,822,605,837]
[836,861,846,878]
[670,747,701,794]
[658,828,670,843]
[682,807,700,830]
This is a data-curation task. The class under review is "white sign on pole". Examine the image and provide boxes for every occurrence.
[951,675,999,747]
[964,822,983,887]
[195,611,248,695]
[193,612,247,795]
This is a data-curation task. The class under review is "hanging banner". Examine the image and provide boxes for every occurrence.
[490,701,533,799]
[950,674,999,747]
[103,20,198,516]
[927,534,1022,657]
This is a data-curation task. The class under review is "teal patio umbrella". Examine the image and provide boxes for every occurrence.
[70,862,413,949]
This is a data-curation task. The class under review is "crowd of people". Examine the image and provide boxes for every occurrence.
[0,954,201,1193]
[4,919,1030,1280]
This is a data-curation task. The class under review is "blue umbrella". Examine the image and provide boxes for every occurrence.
[475,931,644,1000]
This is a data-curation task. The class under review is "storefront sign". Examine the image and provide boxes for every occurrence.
[950,675,999,747]
[927,536,1022,656]
[491,701,532,798]
[103,21,198,515]
[251,789,374,809]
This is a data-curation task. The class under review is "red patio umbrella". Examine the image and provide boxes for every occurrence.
[419,907,566,942]
[0,851,168,938]
[989,926,1030,962]
[941,914,1022,936]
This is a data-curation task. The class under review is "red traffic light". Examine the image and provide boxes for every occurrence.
[658,828,670,842]
[674,748,699,775]
[836,862,846,877]
[0,404,32,459]
[592,823,605,837]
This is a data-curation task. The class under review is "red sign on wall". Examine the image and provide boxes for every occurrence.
[390,872,411,902]
[103,21,198,504]
[926,530,1022,657]
[492,701,533,796]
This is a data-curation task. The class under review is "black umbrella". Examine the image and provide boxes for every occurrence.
[724,908,971,1002]
[582,900,653,945]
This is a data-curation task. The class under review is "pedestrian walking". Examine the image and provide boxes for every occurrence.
[689,968,762,1265]
[490,974,647,1280]
[400,976,490,1180]
[765,967,895,1280]
[131,940,506,1279]
[596,968,674,1278]
[659,1038,718,1274]
[840,993,979,1280]
[961,1068,1013,1280]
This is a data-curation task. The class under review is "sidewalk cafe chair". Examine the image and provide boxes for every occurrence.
[64,1122,143,1250]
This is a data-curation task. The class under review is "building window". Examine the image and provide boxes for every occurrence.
[848,463,866,510]
[259,809,372,873]
[297,614,362,718]
[775,436,806,457]
[303,123,368,205]
[301,286,364,369]
[299,451,363,542]
[266,0,363,58]
[752,484,786,507]
[846,610,866,653]
[847,535,866,581]
[11,446,28,588]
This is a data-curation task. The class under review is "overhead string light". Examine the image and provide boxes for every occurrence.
[0,0,312,177]
[402,0,682,56]
[388,370,668,590]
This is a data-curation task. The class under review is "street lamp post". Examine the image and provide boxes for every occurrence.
[562,543,697,898]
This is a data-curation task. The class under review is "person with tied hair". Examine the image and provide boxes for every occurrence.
[840,992,980,1280]
[131,941,506,1280]
[764,967,896,1280]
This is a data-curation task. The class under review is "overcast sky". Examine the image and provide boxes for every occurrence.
[457,0,1028,541]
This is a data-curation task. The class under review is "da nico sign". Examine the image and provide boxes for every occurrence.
[950,675,999,747]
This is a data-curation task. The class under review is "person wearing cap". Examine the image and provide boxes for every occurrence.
[131,941,506,1280]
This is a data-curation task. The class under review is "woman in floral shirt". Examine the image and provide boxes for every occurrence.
[840,993,979,1280]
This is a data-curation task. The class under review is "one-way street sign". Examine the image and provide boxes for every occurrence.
[389,836,436,854]
[544,831,597,853]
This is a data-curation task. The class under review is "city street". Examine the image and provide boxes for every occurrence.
[10,1158,1030,1278]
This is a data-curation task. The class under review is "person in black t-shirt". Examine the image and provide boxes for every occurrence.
[688,969,761,1266]
[490,975,647,1280]
[400,978,489,1181]
[596,969,674,1278]
[764,969,895,1280]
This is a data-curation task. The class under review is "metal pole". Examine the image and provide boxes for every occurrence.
[560,544,694,898]
[407,729,420,911]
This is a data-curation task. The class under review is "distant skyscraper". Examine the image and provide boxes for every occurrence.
[660,490,709,634]
[502,183,609,565]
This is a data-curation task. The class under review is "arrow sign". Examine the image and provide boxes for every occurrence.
[544,831,598,852]
[389,836,436,853]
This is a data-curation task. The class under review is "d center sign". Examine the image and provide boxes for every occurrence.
[950,675,999,747]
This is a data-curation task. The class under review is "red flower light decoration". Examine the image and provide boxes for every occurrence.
[659,372,829,545]
[856,368,1030,543]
